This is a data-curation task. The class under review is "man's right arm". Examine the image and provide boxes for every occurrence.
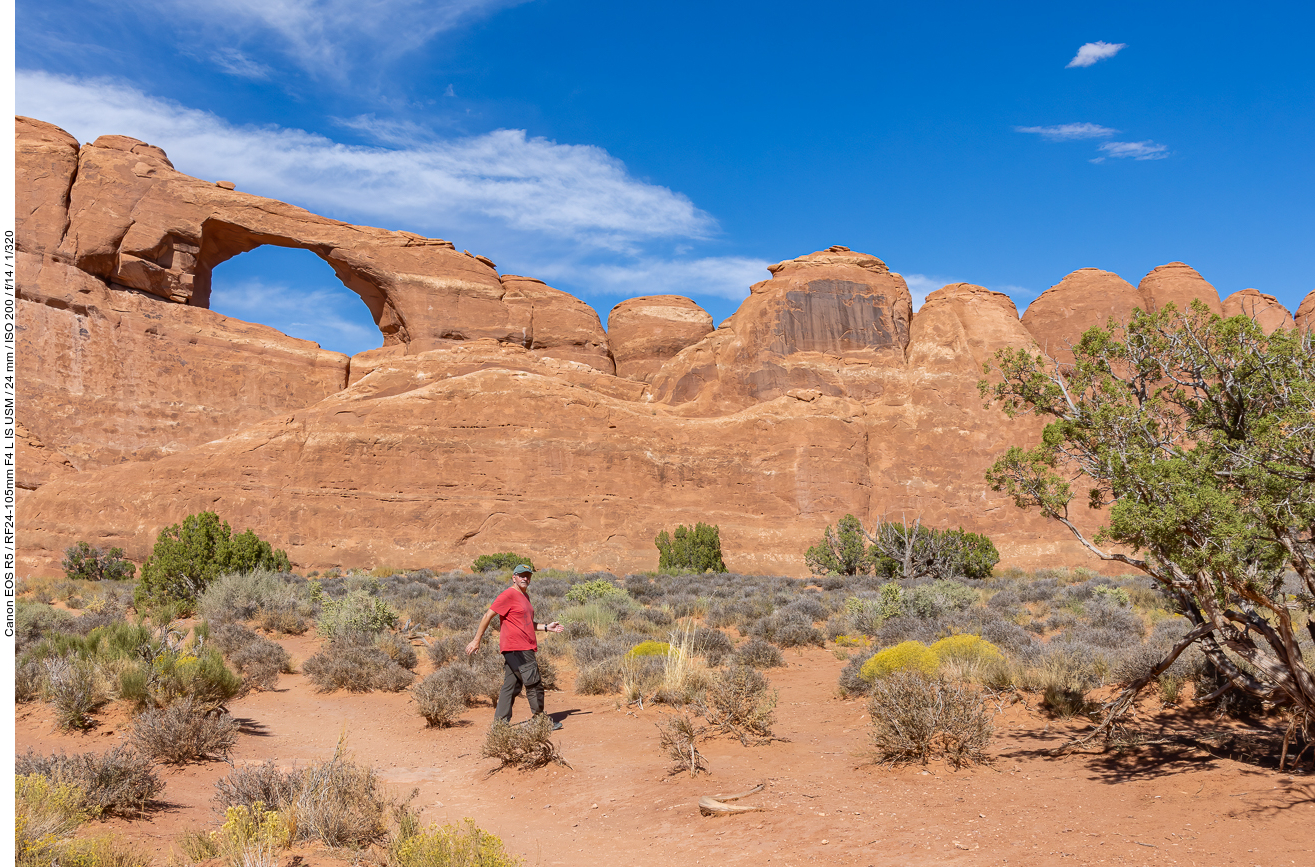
[466,608,497,656]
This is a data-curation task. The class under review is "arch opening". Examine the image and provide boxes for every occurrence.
[207,244,384,357]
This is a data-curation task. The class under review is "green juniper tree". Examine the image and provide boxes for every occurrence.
[655,523,726,573]
[981,302,1315,750]
[134,512,290,611]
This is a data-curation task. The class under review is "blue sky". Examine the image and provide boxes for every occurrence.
[16,1,1315,356]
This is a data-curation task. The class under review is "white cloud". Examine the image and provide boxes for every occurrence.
[17,71,714,249]
[150,0,525,77]
[544,256,773,304]
[1014,122,1118,141]
[1066,41,1126,68]
[210,48,273,80]
[1093,140,1170,161]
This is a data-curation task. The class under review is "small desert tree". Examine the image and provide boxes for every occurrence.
[981,302,1315,746]
[805,514,870,576]
[135,512,290,611]
[655,523,726,573]
[471,553,535,573]
[863,519,998,581]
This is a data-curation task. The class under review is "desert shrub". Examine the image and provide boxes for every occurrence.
[16,773,89,865]
[781,595,830,622]
[657,713,707,776]
[39,657,102,730]
[210,621,259,654]
[17,745,162,818]
[17,659,44,703]
[374,632,419,670]
[413,672,470,727]
[316,589,399,639]
[569,636,626,665]
[302,640,414,693]
[701,665,777,744]
[555,602,617,636]
[930,634,1005,682]
[655,523,726,574]
[391,819,522,867]
[198,568,302,625]
[426,634,468,669]
[574,659,624,695]
[213,802,293,867]
[903,580,978,619]
[472,553,535,573]
[751,610,824,648]
[638,606,674,628]
[565,578,625,605]
[62,542,136,582]
[691,627,733,665]
[135,512,290,611]
[213,760,304,811]
[868,671,992,768]
[131,697,240,764]
[132,645,243,712]
[230,638,293,692]
[482,716,568,770]
[15,602,78,654]
[733,638,785,669]
[838,652,875,696]
[860,640,940,682]
[293,742,390,847]
[620,655,666,703]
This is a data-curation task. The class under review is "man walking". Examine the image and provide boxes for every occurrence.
[466,564,564,727]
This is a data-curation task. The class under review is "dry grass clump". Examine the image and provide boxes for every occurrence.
[212,741,390,848]
[39,657,103,730]
[657,713,707,776]
[701,665,777,745]
[302,633,415,693]
[413,670,470,727]
[481,716,569,771]
[130,696,240,764]
[574,658,624,695]
[868,670,992,769]
[16,745,163,817]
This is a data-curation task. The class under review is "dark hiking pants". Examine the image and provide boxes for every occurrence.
[495,649,544,722]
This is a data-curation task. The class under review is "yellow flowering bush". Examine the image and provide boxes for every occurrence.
[860,641,940,682]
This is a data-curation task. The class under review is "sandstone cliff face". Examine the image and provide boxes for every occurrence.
[15,118,1270,577]
[648,247,912,413]
[608,296,714,383]
[1137,261,1223,317]
[1222,288,1295,333]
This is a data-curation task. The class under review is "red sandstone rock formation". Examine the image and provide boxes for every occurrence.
[608,296,714,383]
[1296,290,1315,333]
[16,118,1278,577]
[1222,288,1295,333]
[1137,261,1223,316]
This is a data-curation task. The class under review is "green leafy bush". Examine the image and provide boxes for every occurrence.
[134,513,290,611]
[471,553,535,573]
[655,523,726,574]
[61,542,135,582]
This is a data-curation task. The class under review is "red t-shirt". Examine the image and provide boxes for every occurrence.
[490,586,536,652]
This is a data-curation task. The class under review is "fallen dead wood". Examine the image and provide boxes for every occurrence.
[698,783,765,817]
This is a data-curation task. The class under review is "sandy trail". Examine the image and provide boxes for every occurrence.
[17,639,1313,867]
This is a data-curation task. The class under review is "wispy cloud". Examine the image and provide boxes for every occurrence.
[17,71,714,250]
[1091,140,1170,162]
[149,0,527,77]
[1014,122,1118,141]
[1066,41,1126,68]
[544,256,772,305]
[211,278,382,355]
[210,48,274,80]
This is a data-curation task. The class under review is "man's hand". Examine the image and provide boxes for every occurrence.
[465,637,481,656]
[545,621,565,633]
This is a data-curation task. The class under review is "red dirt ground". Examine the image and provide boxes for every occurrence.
[17,634,1314,867]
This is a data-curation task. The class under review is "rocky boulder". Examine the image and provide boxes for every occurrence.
[607,296,714,383]
[1222,288,1295,333]
[1137,261,1222,316]
[1296,290,1315,333]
